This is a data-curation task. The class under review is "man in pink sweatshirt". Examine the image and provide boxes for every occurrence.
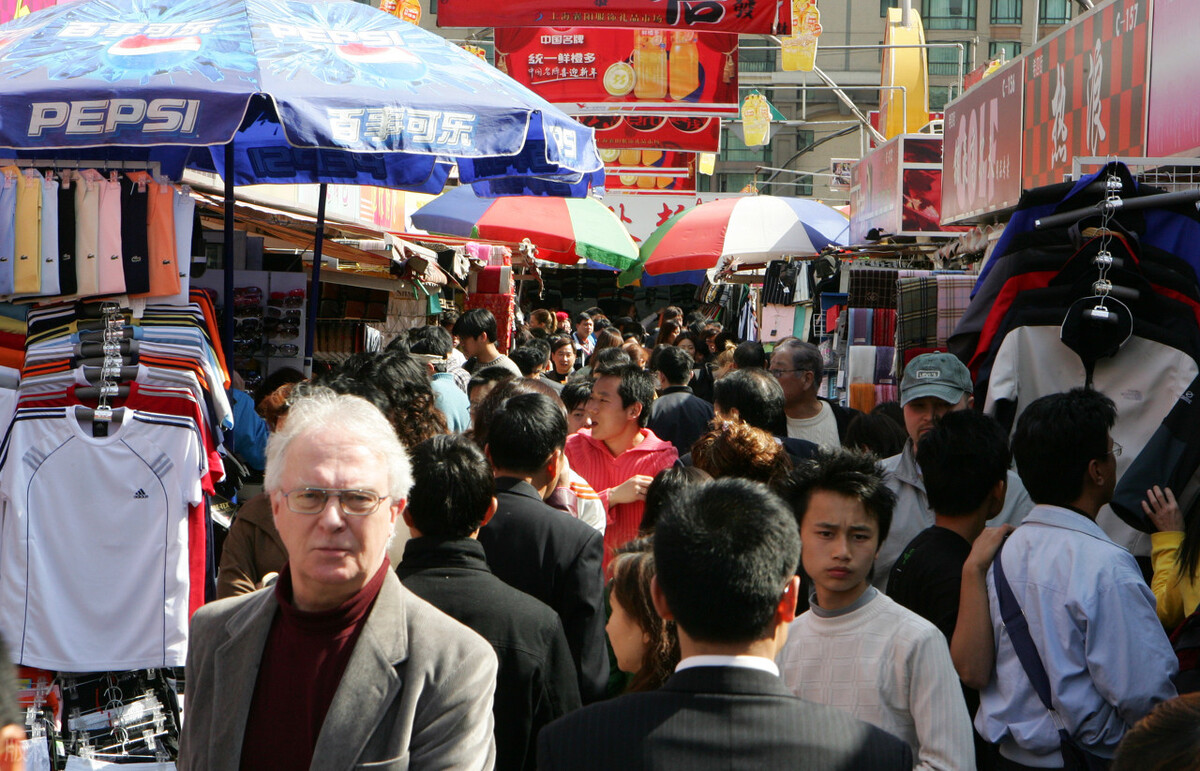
[566,363,678,568]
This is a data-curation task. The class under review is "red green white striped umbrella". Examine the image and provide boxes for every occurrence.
[618,195,850,286]
[411,185,638,270]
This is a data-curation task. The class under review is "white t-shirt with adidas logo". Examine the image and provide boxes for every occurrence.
[0,405,205,671]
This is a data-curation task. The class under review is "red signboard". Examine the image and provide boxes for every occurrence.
[942,58,1025,224]
[851,135,965,242]
[494,28,738,116]
[604,150,696,192]
[1022,0,1149,190]
[1146,0,1200,157]
[438,0,789,35]
[577,114,721,152]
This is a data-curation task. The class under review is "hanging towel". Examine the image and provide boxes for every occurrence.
[847,268,898,309]
[848,308,873,346]
[936,274,975,349]
[847,345,877,385]
[897,277,938,350]
[849,382,877,413]
[872,308,897,346]
[874,346,897,384]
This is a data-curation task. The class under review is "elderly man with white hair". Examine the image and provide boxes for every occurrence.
[180,389,498,771]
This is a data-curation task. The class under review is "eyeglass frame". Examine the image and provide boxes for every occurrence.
[768,366,814,379]
[280,487,390,516]
[1101,441,1123,459]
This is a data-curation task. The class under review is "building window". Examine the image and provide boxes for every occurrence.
[923,0,977,30]
[928,43,970,77]
[928,85,955,112]
[990,0,1020,24]
[881,0,897,15]
[721,129,772,164]
[739,40,775,73]
[1039,0,1071,24]
[989,40,1021,60]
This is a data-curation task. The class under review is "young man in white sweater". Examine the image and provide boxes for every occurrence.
[776,449,975,771]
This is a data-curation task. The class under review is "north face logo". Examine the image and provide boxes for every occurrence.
[133,489,148,499]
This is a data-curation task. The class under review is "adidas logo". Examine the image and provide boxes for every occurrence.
[133,489,149,499]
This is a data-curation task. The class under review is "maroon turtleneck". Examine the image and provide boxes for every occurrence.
[239,559,390,771]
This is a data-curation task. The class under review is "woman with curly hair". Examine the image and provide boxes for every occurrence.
[691,419,794,485]
[607,538,680,693]
[328,350,449,448]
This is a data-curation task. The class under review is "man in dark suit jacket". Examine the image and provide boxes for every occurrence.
[477,392,609,704]
[398,434,581,771]
[647,345,715,455]
[537,478,912,771]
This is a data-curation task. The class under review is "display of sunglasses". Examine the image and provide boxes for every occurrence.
[266,306,301,320]
[233,338,261,355]
[266,343,299,357]
[270,326,300,341]
[235,318,263,335]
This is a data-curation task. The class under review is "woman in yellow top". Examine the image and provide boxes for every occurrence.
[1143,485,1200,629]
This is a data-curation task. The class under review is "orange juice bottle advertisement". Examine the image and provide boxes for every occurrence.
[668,31,700,101]
[381,0,421,24]
[782,0,822,72]
[633,30,667,100]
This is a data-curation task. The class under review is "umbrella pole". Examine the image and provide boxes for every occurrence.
[303,182,328,378]
[223,142,236,377]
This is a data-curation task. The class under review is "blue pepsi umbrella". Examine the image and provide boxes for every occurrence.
[0,0,605,365]
[0,0,603,192]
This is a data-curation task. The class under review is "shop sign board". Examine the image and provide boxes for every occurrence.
[942,58,1024,224]
[1021,0,1149,190]
[494,28,738,117]
[604,150,697,192]
[851,135,963,243]
[577,114,721,152]
[437,0,790,35]
[600,191,742,244]
[850,136,901,244]
[1146,0,1200,157]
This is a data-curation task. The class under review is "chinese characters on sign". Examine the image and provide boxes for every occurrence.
[326,107,475,151]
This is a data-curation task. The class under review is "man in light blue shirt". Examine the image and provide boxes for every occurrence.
[409,325,471,433]
[973,388,1176,768]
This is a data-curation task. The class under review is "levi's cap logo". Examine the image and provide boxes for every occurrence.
[915,369,942,379]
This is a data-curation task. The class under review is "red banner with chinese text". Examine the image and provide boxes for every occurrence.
[494,28,738,116]
[1021,0,1148,190]
[438,0,789,34]
[578,114,721,152]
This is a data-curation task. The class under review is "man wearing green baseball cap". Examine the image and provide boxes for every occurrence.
[873,353,1033,590]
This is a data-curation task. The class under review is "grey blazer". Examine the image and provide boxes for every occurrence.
[179,570,498,771]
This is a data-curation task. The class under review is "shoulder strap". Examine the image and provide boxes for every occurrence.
[992,538,1056,712]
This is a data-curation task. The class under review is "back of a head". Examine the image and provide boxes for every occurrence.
[530,308,554,329]
[777,448,896,544]
[844,413,908,459]
[640,465,711,534]
[438,309,460,331]
[733,341,766,370]
[454,308,497,342]
[1011,388,1116,507]
[654,479,801,644]
[595,362,657,427]
[588,347,632,372]
[593,328,623,353]
[486,392,568,474]
[471,378,539,449]
[691,420,793,485]
[509,345,548,377]
[1111,693,1200,771]
[654,345,693,387]
[407,434,496,540]
[407,325,453,358]
[265,387,412,502]
[468,365,517,398]
[714,368,787,436]
[917,410,1011,517]
[335,351,448,447]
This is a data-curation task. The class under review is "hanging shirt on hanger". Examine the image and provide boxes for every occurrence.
[74,171,101,298]
[38,174,60,298]
[57,175,77,297]
[96,175,125,295]
[120,177,151,295]
[13,170,42,295]
[170,188,196,305]
[0,171,17,296]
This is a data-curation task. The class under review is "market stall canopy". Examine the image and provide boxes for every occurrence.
[619,195,851,286]
[0,0,604,196]
[411,185,638,270]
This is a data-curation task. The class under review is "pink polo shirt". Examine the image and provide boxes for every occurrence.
[565,427,678,567]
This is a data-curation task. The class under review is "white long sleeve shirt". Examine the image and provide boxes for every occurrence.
[777,588,975,771]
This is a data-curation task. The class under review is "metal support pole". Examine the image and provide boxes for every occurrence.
[303,183,328,378]
[222,142,235,376]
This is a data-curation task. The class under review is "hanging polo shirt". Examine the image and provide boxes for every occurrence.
[140,181,180,299]
[120,179,150,295]
[38,175,60,298]
[74,171,101,298]
[13,171,42,295]
[171,189,195,305]
[0,172,17,296]
[96,176,125,295]
[57,177,76,297]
